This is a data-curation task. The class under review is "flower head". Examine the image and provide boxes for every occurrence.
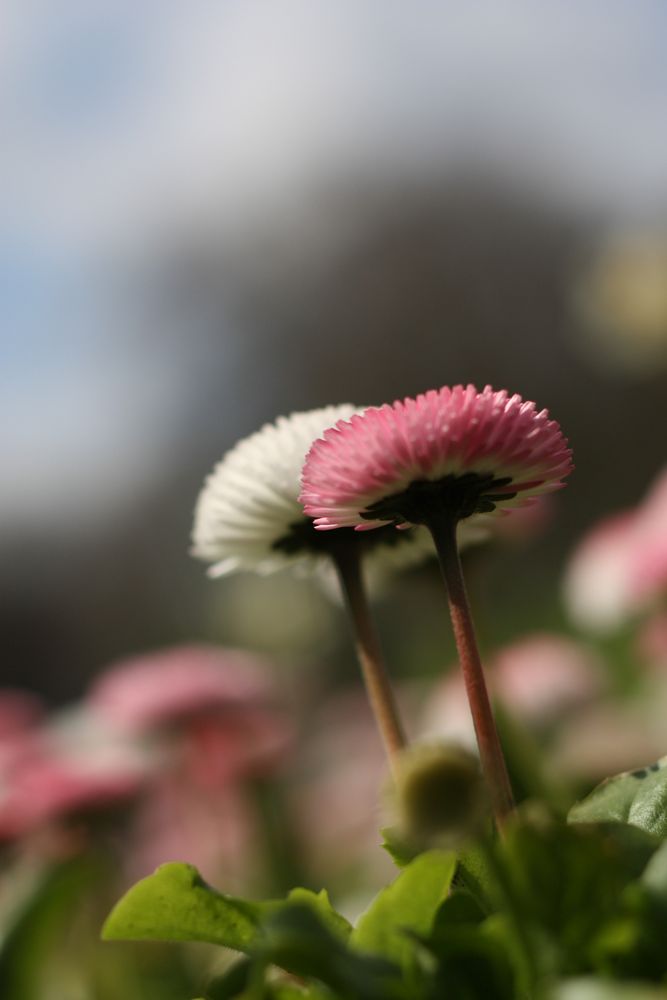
[300,385,572,532]
[88,645,274,733]
[88,645,292,783]
[192,404,436,576]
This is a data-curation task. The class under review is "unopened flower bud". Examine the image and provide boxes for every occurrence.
[392,743,489,848]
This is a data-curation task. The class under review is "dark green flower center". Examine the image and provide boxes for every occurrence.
[360,471,516,526]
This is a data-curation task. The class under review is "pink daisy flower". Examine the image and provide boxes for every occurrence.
[301,384,572,828]
[300,384,572,532]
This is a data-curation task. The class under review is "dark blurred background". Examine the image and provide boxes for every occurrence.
[2,1,667,702]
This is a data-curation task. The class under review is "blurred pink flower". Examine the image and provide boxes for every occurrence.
[88,645,292,788]
[0,690,43,740]
[125,771,261,890]
[86,645,294,886]
[491,494,555,542]
[565,468,667,631]
[420,633,605,740]
[0,758,143,841]
[180,707,292,787]
[88,645,275,733]
[290,688,399,884]
[0,707,150,842]
[491,633,606,722]
[0,690,45,774]
[300,385,572,532]
[633,468,667,594]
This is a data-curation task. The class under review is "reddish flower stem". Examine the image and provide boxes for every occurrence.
[332,539,406,776]
[427,512,514,829]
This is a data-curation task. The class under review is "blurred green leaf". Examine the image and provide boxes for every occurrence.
[454,844,496,914]
[495,705,572,812]
[416,891,516,999]
[201,976,326,1000]
[494,818,656,979]
[428,923,516,1000]
[551,978,667,999]
[202,958,252,999]
[351,850,456,971]
[258,903,403,1000]
[286,888,351,940]
[0,857,96,1000]
[590,840,667,981]
[102,863,266,950]
[380,826,421,868]
[269,988,331,1000]
[432,889,486,932]
[641,838,667,901]
[568,757,667,837]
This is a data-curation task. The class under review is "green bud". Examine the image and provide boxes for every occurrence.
[392,743,489,848]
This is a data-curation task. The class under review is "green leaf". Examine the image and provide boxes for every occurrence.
[432,889,486,932]
[102,863,266,951]
[454,845,496,915]
[203,960,328,1000]
[258,903,402,1000]
[568,757,667,837]
[494,819,656,979]
[551,978,667,999]
[286,888,351,940]
[495,704,572,812]
[202,958,252,999]
[202,955,331,1000]
[590,840,667,981]
[380,826,421,868]
[351,850,456,971]
[427,921,517,1000]
[0,857,99,1000]
[641,839,667,902]
[269,988,330,1000]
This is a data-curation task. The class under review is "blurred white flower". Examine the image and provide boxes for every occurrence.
[192,405,357,575]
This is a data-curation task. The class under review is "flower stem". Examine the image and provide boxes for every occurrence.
[331,538,407,776]
[427,511,514,829]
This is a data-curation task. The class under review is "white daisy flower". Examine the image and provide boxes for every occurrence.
[191,404,439,578]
